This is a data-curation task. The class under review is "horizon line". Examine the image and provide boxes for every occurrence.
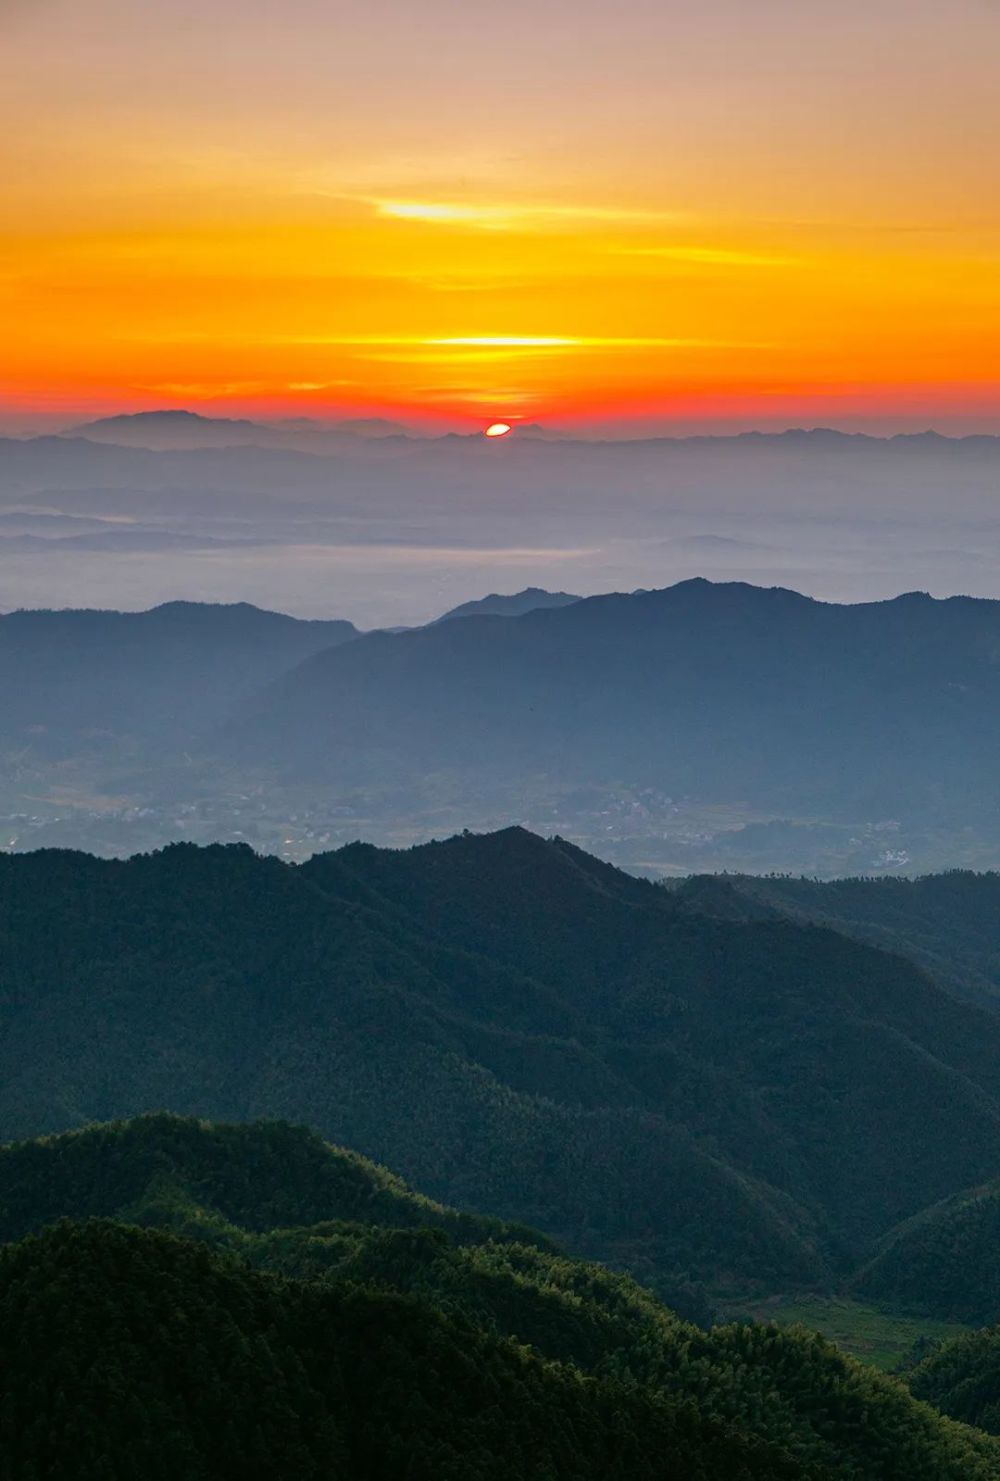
[2,406,1000,449]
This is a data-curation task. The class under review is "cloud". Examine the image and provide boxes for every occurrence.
[425,336,735,349]
[279,334,764,352]
[368,199,689,232]
[279,334,771,365]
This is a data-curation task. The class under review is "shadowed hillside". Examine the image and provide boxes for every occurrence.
[5,830,1000,1294]
[4,1113,1000,1480]
[682,871,1000,1010]
[0,600,357,758]
[231,581,1000,825]
[853,1181,1000,1325]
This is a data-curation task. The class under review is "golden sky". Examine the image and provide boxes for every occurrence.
[2,0,999,431]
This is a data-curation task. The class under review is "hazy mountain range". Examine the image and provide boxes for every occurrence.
[3,578,1000,869]
[235,579,1000,822]
[0,600,357,759]
[65,408,420,451]
[4,410,1000,624]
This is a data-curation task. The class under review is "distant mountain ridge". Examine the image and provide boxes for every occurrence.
[58,408,1000,450]
[72,408,259,432]
[66,408,420,450]
[67,408,270,449]
[4,578,1000,863]
[233,579,1000,824]
[434,587,582,622]
[0,599,358,757]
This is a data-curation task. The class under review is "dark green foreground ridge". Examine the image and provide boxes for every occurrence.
[3,1113,1000,1480]
[9,830,1000,1299]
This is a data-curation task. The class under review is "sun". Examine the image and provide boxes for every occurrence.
[484,422,512,438]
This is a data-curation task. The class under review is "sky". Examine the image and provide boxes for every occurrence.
[2,0,999,434]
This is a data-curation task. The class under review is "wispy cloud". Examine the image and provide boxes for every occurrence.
[282,334,768,365]
[369,199,688,232]
[278,334,761,351]
[426,335,738,348]
[138,379,276,397]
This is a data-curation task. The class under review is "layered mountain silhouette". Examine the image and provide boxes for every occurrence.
[0,600,357,757]
[233,579,1000,820]
[5,827,1000,1293]
[434,587,581,622]
[69,408,265,448]
[66,408,419,451]
[4,579,1000,860]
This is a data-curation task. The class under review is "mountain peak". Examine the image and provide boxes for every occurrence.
[72,408,259,431]
[65,408,269,451]
[435,587,582,623]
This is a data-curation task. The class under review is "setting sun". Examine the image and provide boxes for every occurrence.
[484,422,512,438]
[0,0,997,434]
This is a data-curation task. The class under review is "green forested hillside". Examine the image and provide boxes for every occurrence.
[909,1328,1000,1437]
[5,829,1000,1294]
[853,1181,1000,1324]
[3,1114,1000,1481]
[1,1220,803,1481]
[689,870,1000,1009]
[0,1113,547,1253]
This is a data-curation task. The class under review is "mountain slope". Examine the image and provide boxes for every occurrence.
[909,1328,1000,1437]
[852,1181,1000,1324]
[434,587,581,622]
[6,831,1000,1291]
[688,871,1000,1010]
[0,1112,546,1252]
[5,1220,810,1481]
[232,580,1000,821]
[0,600,357,757]
[0,836,821,1286]
[69,408,266,448]
[5,1113,1000,1481]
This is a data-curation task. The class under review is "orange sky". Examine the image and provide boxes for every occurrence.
[2,0,999,432]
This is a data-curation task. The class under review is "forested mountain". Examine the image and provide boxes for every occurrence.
[909,1327,1000,1438]
[3,1113,999,1480]
[6,1221,795,1481]
[852,1181,1000,1324]
[6,828,1000,1294]
[0,1113,544,1256]
[231,580,1000,822]
[683,871,1000,1010]
[0,600,357,758]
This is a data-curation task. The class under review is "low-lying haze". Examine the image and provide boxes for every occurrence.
[2,420,998,625]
